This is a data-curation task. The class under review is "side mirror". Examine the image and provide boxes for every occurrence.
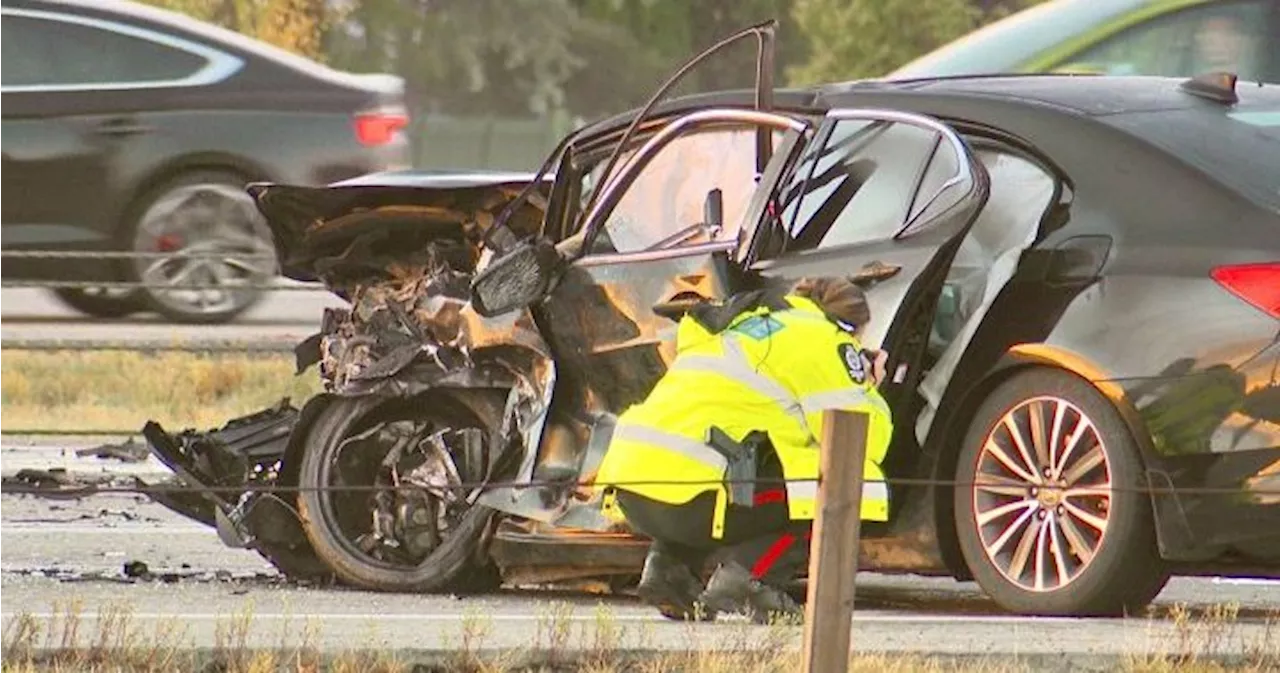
[704,188,724,238]
[470,238,562,318]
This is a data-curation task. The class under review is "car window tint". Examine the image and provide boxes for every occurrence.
[592,127,777,254]
[1059,1,1272,81]
[3,14,207,87]
[782,119,942,252]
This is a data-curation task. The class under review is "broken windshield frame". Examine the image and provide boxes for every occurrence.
[482,20,779,255]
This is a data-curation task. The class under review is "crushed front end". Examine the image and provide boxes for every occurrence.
[135,171,553,581]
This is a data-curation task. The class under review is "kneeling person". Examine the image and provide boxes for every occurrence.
[594,277,893,623]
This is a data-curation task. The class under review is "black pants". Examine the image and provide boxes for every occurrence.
[616,487,811,586]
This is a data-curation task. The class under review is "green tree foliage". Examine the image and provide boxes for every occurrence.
[144,0,1050,117]
[788,0,977,84]
[140,0,329,61]
[326,0,585,116]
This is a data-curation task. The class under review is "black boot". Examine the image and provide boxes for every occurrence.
[698,561,802,625]
[636,547,716,621]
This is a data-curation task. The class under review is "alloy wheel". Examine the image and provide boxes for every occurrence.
[971,395,1112,593]
[131,182,277,320]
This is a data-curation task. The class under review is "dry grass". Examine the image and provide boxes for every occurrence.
[0,350,321,433]
[3,598,1277,673]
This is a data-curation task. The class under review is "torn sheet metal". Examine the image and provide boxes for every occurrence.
[137,174,557,582]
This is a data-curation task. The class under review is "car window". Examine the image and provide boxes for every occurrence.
[589,127,777,254]
[1,14,208,88]
[1058,1,1273,81]
[772,119,948,253]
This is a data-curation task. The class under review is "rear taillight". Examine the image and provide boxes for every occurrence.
[353,109,408,146]
[1211,262,1280,319]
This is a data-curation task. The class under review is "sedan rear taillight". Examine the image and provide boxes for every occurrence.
[1211,262,1280,319]
[354,109,408,146]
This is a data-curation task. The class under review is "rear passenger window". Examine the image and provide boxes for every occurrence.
[777,119,948,251]
[1,13,208,88]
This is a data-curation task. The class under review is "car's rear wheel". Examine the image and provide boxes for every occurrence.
[954,368,1170,616]
[50,287,144,318]
[126,171,277,324]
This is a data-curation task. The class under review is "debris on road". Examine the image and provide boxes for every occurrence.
[123,560,150,578]
[76,438,149,463]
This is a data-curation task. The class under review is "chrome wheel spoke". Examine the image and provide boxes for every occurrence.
[1048,400,1067,474]
[1058,511,1095,564]
[974,395,1111,593]
[1004,416,1043,484]
[1048,515,1071,587]
[985,438,1040,484]
[1005,514,1043,582]
[977,498,1037,526]
[1063,444,1106,486]
[1053,418,1092,480]
[1032,514,1052,591]
[1065,484,1111,499]
[1029,400,1051,472]
[975,474,1029,497]
[1063,500,1108,533]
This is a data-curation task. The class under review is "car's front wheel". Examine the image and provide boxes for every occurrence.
[954,368,1170,616]
[295,396,503,593]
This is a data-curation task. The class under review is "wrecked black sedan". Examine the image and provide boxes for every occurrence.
[141,23,1280,617]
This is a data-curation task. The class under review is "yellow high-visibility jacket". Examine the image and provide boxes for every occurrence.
[595,294,893,539]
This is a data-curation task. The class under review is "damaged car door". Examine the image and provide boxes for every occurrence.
[476,110,814,537]
[742,108,992,507]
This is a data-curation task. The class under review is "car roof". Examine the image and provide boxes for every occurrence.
[9,0,391,90]
[818,74,1280,116]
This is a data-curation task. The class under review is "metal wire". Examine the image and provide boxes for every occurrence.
[3,475,1276,498]
[0,340,299,353]
[1,250,278,261]
[1,280,323,291]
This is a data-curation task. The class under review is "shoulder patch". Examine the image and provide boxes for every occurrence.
[837,343,866,384]
[732,314,785,341]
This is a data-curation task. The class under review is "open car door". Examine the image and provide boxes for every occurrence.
[513,111,813,530]
[740,108,992,484]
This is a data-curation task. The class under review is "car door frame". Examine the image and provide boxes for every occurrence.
[739,106,993,499]
[475,108,815,528]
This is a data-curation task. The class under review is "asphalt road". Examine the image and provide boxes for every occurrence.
[0,286,345,346]
[3,445,1279,666]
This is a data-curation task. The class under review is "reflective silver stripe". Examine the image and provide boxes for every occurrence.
[610,424,727,470]
[785,480,889,503]
[799,387,870,416]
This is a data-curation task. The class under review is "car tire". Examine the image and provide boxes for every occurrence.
[953,368,1170,616]
[123,170,277,324]
[295,396,500,593]
[49,288,144,319]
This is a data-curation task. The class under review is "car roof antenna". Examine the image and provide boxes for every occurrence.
[1180,72,1239,105]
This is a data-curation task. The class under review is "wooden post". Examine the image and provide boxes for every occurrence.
[800,409,869,673]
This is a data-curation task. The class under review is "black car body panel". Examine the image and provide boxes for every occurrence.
[1,0,408,282]
[133,73,1280,594]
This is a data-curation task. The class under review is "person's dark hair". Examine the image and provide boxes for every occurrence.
[792,277,871,329]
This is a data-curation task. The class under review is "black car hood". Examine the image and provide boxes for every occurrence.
[247,170,552,283]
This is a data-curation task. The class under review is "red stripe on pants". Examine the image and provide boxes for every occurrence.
[751,533,797,579]
[753,489,786,506]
